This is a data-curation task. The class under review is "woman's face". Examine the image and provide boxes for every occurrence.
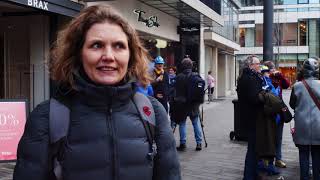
[81,21,130,85]
[168,68,175,75]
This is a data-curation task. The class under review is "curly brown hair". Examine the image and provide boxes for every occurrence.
[50,5,151,89]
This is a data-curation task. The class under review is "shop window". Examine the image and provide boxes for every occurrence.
[298,0,309,3]
[275,0,297,4]
[281,23,298,46]
[255,24,263,47]
[309,0,320,3]
[299,20,307,46]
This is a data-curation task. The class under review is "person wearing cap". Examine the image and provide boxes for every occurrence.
[289,57,320,180]
[264,61,290,169]
[151,56,170,112]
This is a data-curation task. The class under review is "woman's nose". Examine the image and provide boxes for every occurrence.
[101,46,115,61]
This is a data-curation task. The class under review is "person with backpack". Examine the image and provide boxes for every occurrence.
[172,57,205,151]
[13,5,181,180]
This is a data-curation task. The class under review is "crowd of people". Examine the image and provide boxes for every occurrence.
[238,55,320,180]
[11,4,320,180]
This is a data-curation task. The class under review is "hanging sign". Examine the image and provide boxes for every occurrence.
[133,9,160,28]
[0,100,27,161]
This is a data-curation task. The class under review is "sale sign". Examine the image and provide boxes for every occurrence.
[0,101,27,161]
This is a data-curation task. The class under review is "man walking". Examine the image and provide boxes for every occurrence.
[172,57,203,151]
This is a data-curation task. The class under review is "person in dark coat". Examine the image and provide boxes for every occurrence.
[151,56,170,112]
[13,5,181,180]
[237,55,264,180]
[172,57,203,151]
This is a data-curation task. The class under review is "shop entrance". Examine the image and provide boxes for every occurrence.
[0,17,30,100]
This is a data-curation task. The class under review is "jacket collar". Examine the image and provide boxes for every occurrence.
[72,69,136,107]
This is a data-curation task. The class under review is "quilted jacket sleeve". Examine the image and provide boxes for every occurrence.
[149,97,181,180]
[13,100,52,180]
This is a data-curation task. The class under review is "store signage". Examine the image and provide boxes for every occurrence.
[27,0,49,11]
[0,100,27,161]
[133,9,160,28]
[177,24,200,35]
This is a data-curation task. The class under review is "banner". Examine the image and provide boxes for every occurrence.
[0,100,27,161]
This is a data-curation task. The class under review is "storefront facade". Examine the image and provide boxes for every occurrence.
[0,0,83,110]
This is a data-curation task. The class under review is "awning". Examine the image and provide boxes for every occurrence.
[3,0,84,17]
[137,0,224,27]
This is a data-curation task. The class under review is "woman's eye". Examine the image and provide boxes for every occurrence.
[114,42,126,49]
[91,42,102,49]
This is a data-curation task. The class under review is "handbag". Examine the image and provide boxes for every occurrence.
[302,79,320,111]
[280,100,293,123]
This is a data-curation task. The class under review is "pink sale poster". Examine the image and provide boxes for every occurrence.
[0,101,27,161]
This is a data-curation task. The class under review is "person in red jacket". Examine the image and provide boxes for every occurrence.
[264,61,290,168]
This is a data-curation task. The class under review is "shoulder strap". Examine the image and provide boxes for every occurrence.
[132,92,157,160]
[302,80,320,110]
[49,98,70,180]
[49,98,70,143]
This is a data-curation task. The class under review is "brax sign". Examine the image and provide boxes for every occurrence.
[27,0,49,11]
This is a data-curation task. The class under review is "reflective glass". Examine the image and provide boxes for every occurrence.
[298,0,308,3]
[309,0,319,3]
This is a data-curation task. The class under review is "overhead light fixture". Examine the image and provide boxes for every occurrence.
[155,39,167,48]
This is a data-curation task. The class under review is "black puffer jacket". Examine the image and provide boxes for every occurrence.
[13,73,181,180]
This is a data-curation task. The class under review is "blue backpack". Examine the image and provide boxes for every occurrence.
[187,72,206,104]
[49,93,157,180]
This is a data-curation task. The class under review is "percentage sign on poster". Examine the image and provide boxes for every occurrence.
[0,114,19,127]
[0,114,7,126]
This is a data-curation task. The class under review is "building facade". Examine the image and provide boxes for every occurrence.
[236,0,320,85]
[0,0,83,110]
[0,0,241,111]
[86,0,240,98]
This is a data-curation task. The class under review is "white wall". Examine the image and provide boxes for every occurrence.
[218,54,226,97]
[87,0,180,41]
[29,15,50,109]
[240,4,320,23]
[205,45,218,98]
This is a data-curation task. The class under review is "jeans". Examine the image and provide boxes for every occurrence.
[297,145,320,180]
[276,122,284,160]
[243,132,258,180]
[178,114,202,145]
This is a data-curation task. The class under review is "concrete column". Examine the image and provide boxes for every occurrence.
[218,54,227,97]
[212,47,218,99]
[231,56,236,93]
[199,24,205,78]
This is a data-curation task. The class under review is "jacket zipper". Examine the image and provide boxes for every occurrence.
[106,104,119,180]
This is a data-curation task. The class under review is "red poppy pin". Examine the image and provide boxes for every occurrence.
[143,106,151,117]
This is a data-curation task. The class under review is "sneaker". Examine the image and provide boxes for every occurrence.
[257,160,267,172]
[176,144,186,151]
[266,164,280,176]
[275,160,287,168]
[195,143,202,151]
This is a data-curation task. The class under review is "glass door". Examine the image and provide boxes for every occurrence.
[0,18,30,101]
